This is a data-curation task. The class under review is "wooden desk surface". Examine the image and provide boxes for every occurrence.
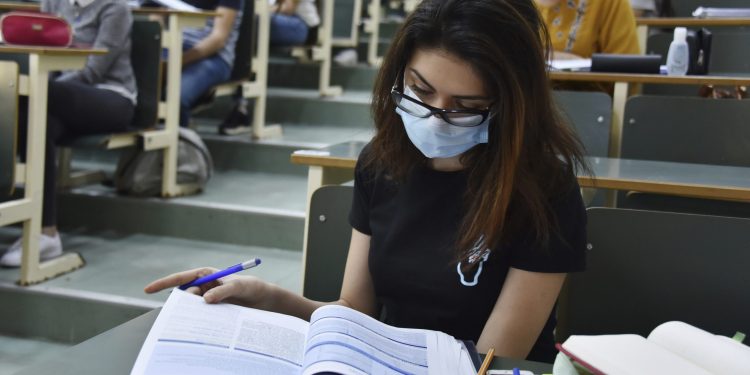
[636,17,750,27]
[0,2,218,17]
[0,1,36,11]
[549,71,750,86]
[0,44,106,56]
[290,140,364,169]
[581,157,750,201]
[291,142,750,202]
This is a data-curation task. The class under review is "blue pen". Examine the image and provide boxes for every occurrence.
[512,368,520,375]
[179,258,261,290]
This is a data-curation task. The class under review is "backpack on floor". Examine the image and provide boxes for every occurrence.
[114,128,213,197]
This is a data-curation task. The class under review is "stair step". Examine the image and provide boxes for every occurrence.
[0,228,303,302]
[197,122,373,151]
[266,88,372,127]
[268,58,378,91]
[58,171,309,250]
[0,335,71,375]
[0,227,303,372]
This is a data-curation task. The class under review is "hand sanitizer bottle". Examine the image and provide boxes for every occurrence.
[666,27,689,76]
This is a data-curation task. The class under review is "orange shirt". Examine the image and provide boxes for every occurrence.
[538,0,640,58]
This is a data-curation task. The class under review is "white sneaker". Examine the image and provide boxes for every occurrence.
[0,233,63,267]
[334,49,358,67]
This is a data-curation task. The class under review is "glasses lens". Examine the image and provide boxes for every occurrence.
[444,112,485,127]
[393,92,432,117]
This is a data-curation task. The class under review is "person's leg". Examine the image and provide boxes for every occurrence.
[46,80,134,138]
[14,97,60,230]
[180,56,232,127]
[2,81,135,265]
[270,13,309,47]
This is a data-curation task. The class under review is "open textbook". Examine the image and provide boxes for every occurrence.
[557,321,750,375]
[131,289,477,375]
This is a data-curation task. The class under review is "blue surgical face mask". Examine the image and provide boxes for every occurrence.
[395,86,490,158]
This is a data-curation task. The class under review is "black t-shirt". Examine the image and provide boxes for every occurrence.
[348,150,587,363]
[184,0,240,10]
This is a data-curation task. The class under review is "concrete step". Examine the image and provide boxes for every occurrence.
[55,165,360,253]
[58,170,308,250]
[0,228,303,301]
[195,85,374,128]
[0,334,70,375]
[268,58,379,91]
[0,227,303,373]
[266,88,372,128]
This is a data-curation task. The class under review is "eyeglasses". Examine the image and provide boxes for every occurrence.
[391,82,492,128]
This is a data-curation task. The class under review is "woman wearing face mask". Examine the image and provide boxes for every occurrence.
[145,0,589,363]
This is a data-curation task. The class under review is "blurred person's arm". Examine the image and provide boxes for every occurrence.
[277,0,300,15]
[183,6,238,66]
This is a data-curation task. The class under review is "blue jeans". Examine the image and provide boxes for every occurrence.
[270,13,309,47]
[180,51,231,127]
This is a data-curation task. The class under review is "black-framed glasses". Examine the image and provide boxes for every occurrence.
[391,82,492,128]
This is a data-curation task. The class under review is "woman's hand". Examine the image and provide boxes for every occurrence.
[144,267,272,308]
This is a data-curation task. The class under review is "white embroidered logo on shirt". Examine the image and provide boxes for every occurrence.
[456,236,491,287]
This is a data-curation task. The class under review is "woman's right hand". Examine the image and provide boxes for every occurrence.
[144,267,272,308]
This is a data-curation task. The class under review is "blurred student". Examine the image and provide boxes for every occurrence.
[218,0,321,135]
[178,0,242,127]
[1,0,136,266]
[536,0,639,60]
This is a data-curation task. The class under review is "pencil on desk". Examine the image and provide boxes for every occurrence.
[477,347,495,375]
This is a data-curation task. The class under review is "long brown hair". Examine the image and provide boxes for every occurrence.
[366,0,588,263]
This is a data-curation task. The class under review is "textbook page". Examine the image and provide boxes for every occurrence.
[562,335,712,375]
[131,289,309,375]
[647,321,750,374]
[301,305,475,375]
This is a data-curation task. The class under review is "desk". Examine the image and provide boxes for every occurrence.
[13,308,553,374]
[291,141,750,202]
[549,71,750,158]
[635,17,750,54]
[581,157,750,202]
[291,141,750,258]
[0,45,105,285]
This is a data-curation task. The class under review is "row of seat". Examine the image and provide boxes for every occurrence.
[554,90,750,216]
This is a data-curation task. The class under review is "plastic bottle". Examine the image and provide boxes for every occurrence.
[666,27,689,76]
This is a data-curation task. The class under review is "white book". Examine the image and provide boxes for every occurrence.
[131,289,477,375]
[132,0,199,12]
[548,59,592,71]
[692,7,750,18]
[558,321,750,375]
